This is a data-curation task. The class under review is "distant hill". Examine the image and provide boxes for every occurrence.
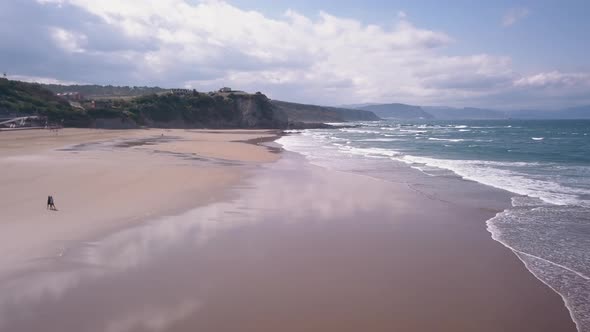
[339,103,380,109]
[349,102,590,120]
[271,100,380,122]
[423,106,507,120]
[355,103,433,119]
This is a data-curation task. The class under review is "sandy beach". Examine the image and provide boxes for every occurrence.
[0,129,578,332]
[0,128,280,276]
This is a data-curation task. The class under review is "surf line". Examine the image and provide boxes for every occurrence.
[513,248,590,281]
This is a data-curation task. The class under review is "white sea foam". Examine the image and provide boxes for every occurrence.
[487,205,590,331]
[428,138,465,142]
[281,131,590,208]
[510,196,547,207]
[324,122,349,126]
[400,129,427,133]
[532,137,545,141]
[338,146,402,158]
[399,155,590,206]
[358,138,402,142]
[339,128,380,134]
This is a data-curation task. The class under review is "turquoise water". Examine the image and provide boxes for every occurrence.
[279,119,590,332]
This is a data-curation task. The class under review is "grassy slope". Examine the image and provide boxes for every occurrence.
[0,78,90,125]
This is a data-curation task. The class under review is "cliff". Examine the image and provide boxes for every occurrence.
[1,80,288,129]
[90,91,288,129]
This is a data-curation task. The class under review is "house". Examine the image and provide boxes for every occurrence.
[56,92,83,101]
[219,87,232,93]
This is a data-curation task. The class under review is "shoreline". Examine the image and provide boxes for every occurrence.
[278,132,580,331]
[486,214,582,332]
[284,148,578,331]
[0,129,578,331]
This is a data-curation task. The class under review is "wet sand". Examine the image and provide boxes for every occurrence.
[0,150,577,332]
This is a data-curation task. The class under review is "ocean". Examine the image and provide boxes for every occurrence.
[278,119,590,332]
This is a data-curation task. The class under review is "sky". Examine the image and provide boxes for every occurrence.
[1,0,589,109]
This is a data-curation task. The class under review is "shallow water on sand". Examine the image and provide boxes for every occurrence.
[280,120,590,331]
[0,153,576,332]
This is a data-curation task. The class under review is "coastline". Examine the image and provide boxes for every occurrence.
[486,214,583,332]
[0,129,578,331]
[280,123,589,331]
[278,132,580,331]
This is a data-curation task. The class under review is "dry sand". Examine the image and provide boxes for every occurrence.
[0,128,279,276]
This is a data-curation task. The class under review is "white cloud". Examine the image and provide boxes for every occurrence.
[502,7,529,27]
[14,0,589,108]
[50,27,87,53]
[514,71,590,88]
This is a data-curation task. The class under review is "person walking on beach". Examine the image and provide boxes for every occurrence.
[47,195,57,211]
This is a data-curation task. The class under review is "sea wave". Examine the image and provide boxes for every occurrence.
[399,155,590,206]
[339,128,381,134]
[358,138,402,142]
[338,146,403,158]
[278,126,590,332]
[487,205,590,331]
[427,138,465,142]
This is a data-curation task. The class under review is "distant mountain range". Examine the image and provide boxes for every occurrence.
[354,103,433,119]
[422,106,506,120]
[345,103,590,120]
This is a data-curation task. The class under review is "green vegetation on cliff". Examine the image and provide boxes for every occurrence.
[3,80,388,128]
[1,79,287,128]
[89,91,286,128]
[0,78,89,125]
[42,84,167,98]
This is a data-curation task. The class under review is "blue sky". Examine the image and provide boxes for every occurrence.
[1,0,589,109]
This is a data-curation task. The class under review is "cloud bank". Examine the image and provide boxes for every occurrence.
[1,0,588,109]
